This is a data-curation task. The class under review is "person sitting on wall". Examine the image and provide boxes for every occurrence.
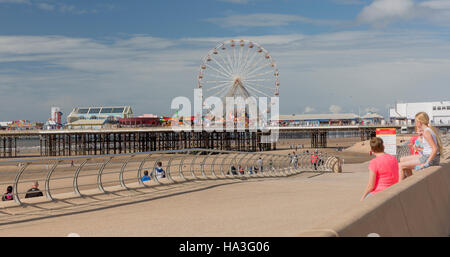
[141,170,152,182]
[398,112,442,181]
[25,181,44,198]
[361,137,399,200]
[155,162,166,179]
[2,186,13,201]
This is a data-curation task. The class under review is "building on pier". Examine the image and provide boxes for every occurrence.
[361,112,385,125]
[389,101,450,125]
[67,106,133,129]
[278,113,360,127]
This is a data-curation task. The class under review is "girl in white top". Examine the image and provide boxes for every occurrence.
[398,112,442,181]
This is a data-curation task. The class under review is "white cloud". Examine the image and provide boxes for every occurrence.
[365,107,379,113]
[357,0,450,27]
[332,0,367,4]
[0,0,102,14]
[357,0,415,26]
[218,0,251,3]
[181,34,306,47]
[205,13,345,28]
[1,30,450,121]
[329,105,343,113]
[0,0,30,3]
[36,2,54,11]
[304,106,315,114]
[420,0,450,9]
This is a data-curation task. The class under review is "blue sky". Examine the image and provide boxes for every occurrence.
[1,0,450,122]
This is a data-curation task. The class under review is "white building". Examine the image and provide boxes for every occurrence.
[389,101,450,125]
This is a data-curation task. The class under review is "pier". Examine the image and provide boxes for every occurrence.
[0,128,274,158]
[1,124,448,158]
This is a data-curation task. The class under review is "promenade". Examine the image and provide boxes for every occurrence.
[0,162,369,236]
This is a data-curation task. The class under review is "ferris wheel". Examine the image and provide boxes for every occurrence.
[197,39,279,101]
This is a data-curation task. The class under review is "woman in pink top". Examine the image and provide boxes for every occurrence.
[361,137,399,201]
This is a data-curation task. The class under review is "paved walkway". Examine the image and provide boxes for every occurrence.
[0,162,371,236]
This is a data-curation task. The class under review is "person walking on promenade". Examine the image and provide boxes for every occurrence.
[25,181,44,198]
[361,137,399,200]
[257,158,263,173]
[398,112,442,181]
[2,186,13,201]
[292,152,298,169]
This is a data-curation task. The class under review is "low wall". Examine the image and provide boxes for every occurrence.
[298,161,450,237]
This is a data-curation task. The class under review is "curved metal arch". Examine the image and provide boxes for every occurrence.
[228,153,240,178]
[210,153,221,178]
[243,153,255,178]
[189,152,203,179]
[12,162,30,205]
[97,157,114,193]
[119,155,135,189]
[258,154,267,177]
[219,154,232,178]
[327,156,337,172]
[45,160,63,201]
[165,156,176,183]
[273,155,284,176]
[298,153,307,170]
[178,151,189,181]
[236,153,249,177]
[248,153,260,177]
[73,159,90,196]
[303,153,311,170]
[275,155,285,176]
[137,154,152,186]
[200,152,213,179]
[317,152,325,173]
[283,156,291,175]
[288,155,295,174]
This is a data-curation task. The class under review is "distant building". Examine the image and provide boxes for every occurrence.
[45,107,63,130]
[67,106,133,129]
[119,117,161,128]
[361,112,385,125]
[278,113,360,127]
[5,120,43,130]
[0,121,12,130]
[389,101,450,125]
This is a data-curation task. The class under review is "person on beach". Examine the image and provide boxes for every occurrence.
[398,112,442,181]
[361,137,399,200]
[2,186,13,201]
[25,181,43,198]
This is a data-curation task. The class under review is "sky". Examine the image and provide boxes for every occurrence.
[1,0,450,122]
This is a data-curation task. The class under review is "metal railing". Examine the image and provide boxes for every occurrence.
[0,149,340,206]
[396,143,412,161]
[396,133,449,161]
